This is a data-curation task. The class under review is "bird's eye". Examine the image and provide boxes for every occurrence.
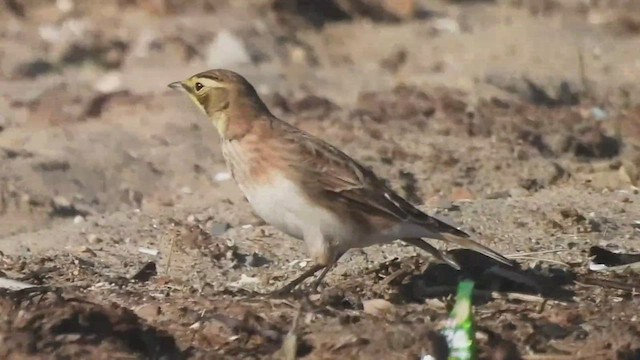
[195,82,204,91]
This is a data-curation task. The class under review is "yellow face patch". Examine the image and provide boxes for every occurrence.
[176,76,230,137]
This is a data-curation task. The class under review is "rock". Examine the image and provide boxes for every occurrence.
[138,247,159,256]
[362,298,393,316]
[78,246,97,257]
[134,304,161,320]
[451,187,475,202]
[94,72,123,93]
[214,172,232,182]
[210,222,231,236]
[590,107,608,121]
[73,215,85,224]
[432,17,461,34]
[229,274,260,288]
[508,188,529,198]
[380,0,416,20]
[56,0,74,13]
[619,160,639,186]
[86,233,102,244]
[206,30,252,68]
[52,196,72,211]
[289,46,309,65]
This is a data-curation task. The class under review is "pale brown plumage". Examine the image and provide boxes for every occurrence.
[169,69,513,294]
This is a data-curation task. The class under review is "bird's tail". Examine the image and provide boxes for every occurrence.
[440,233,513,267]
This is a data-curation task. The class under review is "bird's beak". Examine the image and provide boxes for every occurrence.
[168,81,186,91]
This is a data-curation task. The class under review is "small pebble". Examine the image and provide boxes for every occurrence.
[52,195,72,209]
[214,172,232,182]
[135,304,161,319]
[94,72,122,93]
[362,298,394,316]
[86,233,101,244]
[210,222,231,236]
[138,247,159,256]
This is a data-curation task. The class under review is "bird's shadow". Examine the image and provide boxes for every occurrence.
[397,249,576,305]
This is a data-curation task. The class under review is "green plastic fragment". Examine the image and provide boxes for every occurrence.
[442,280,476,360]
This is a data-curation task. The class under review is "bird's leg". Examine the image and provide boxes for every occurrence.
[310,263,334,291]
[400,237,461,270]
[269,263,325,296]
[310,252,344,291]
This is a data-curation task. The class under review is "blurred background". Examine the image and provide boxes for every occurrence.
[1,1,640,357]
[1,0,639,236]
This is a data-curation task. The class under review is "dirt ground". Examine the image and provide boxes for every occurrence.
[2,0,640,359]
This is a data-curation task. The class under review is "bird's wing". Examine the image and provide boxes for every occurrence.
[275,120,513,267]
[277,120,468,237]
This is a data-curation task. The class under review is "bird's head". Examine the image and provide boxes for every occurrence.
[169,69,267,138]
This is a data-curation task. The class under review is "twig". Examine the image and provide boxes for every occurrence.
[485,291,550,303]
[577,44,591,97]
[578,276,639,292]
[380,268,409,286]
[523,350,610,360]
[0,277,36,290]
[413,285,561,304]
[505,248,571,257]
[166,234,176,275]
[522,355,577,360]
[506,256,571,267]
[279,304,302,360]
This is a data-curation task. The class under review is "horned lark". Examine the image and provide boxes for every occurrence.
[169,69,513,294]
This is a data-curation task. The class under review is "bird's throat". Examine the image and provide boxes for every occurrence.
[211,111,229,138]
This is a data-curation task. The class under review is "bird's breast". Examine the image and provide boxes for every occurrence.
[221,138,362,247]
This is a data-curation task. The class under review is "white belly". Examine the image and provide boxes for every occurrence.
[240,174,351,242]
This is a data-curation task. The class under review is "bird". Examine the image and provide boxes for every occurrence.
[168,69,513,295]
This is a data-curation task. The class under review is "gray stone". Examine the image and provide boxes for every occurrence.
[210,222,231,236]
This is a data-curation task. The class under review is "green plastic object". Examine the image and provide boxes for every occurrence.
[442,280,476,360]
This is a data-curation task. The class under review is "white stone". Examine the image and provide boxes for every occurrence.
[94,72,122,93]
[206,30,251,68]
[214,171,232,182]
